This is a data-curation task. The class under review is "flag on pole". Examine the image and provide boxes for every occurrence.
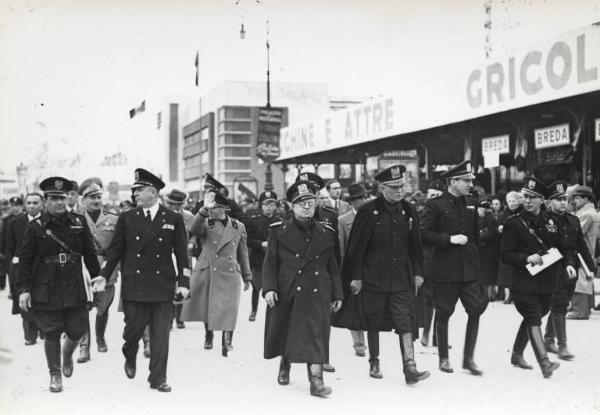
[129,100,146,119]
[514,128,528,171]
[194,51,199,87]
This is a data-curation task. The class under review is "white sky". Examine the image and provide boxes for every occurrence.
[1,0,600,174]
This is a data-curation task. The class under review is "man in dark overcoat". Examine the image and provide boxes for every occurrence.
[421,160,487,375]
[17,177,103,393]
[500,177,576,378]
[262,180,343,397]
[100,168,189,392]
[335,165,430,385]
[245,190,279,321]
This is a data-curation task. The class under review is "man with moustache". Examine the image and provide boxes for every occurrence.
[17,177,104,393]
[421,160,487,376]
[501,177,576,378]
[5,193,44,345]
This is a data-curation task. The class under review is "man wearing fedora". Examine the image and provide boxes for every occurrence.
[501,177,576,378]
[17,177,104,393]
[76,177,120,363]
[337,166,429,385]
[421,160,487,376]
[100,168,190,392]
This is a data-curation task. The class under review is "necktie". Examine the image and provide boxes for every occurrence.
[145,210,152,224]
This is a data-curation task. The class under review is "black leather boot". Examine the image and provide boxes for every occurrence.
[420,305,434,347]
[511,320,533,369]
[277,357,291,385]
[204,323,213,350]
[528,325,560,378]
[400,333,430,384]
[436,317,453,373]
[307,364,332,397]
[95,311,109,352]
[462,317,483,376]
[62,337,78,378]
[77,331,90,363]
[222,331,233,357]
[544,312,558,354]
[553,313,574,361]
[369,358,383,379]
[45,339,62,392]
[23,320,36,345]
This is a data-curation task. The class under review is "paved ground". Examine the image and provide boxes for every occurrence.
[1,285,599,415]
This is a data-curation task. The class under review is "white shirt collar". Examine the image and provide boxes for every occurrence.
[144,201,160,221]
[27,213,41,222]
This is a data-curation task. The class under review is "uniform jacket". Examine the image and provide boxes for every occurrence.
[262,217,342,363]
[101,204,189,302]
[16,212,100,310]
[5,213,32,314]
[500,209,576,294]
[478,211,500,284]
[181,213,251,330]
[574,202,600,295]
[84,209,120,286]
[421,191,481,282]
[246,213,279,270]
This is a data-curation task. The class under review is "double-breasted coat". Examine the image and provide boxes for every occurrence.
[181,213,251,331]
[100,205,189,302]
[245,213,280,291]
[17,212,101,310]
[6,213,34,314]
[262,217,343,363]
[478,211,500,285]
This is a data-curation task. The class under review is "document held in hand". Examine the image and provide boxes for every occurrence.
[525,247,563,276]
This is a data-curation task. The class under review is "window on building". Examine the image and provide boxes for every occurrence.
[221,121,251,132]
[218,147,252,157]
[224,107,251,119]
[220,134,251,145]
[218,160,252,170]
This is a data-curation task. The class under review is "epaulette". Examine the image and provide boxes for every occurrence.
[318,221,336,233]
[231,219,239,230]
[270,221,282,228]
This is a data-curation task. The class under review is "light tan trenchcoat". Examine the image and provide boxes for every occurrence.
[181,214,251,331]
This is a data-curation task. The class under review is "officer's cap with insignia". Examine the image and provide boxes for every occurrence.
[428,179,447,192]
[131,168,165,190]
[39,176,73,198]
[203,173,225,190]
[375,164,406,186]
[286,180,319,204]
[165,189,187,205]
[259,191,278,205]
[9,196,23,206]
[521,176,547,199]
[547,181,568,200]
[69,180,79,192]
[478,199,491,209]
[442,160,476,180]
[79,177,103,198]
[207,190,230,208]
[295,172,325,190]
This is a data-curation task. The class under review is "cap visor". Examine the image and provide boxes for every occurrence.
[521,188,544,199]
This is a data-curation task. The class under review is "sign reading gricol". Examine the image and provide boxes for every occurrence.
[534,124,570,149]
[481,135,510,154]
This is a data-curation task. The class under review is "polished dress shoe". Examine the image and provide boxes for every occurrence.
[25,339,36,346]
[249,311,257,322]
[322,363,335,373]
[544,339,559,354]
[97,338,108,353]
[511,353,533,370]
[150,383,172,392]
[439,358,453,373]
[369,359,383,379]
[463,357,483,376]
[176,321,185,329]
[124,361,136,379]
[49,374,63,393]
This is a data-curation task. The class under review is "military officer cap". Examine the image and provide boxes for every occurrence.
[375,164,406,185]
[165,189,187,205]
[442,160,476,180]
[9,196,23,206]
[39,176,73,197]
[69,180,79,192]
[428,179,446,192]
[79,177,103,198]
[571,185,595,200]
[478,199,491,209]
[203,173,225,190]
[547,181,568,200]
[295,172,325,189]
[347,183,367,200]
[132,168,165,190]
[206,190,230,208]
[521,176,547,199]
[259,191,278,205]
[286,180,319,204]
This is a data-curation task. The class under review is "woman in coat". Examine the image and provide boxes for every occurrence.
[181,191,251,356]
[262,180,343,398]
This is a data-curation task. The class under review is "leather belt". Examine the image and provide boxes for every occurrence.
[44,253,82,264]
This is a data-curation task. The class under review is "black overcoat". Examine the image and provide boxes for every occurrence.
[5,213,28,314]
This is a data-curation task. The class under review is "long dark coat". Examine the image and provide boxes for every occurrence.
[478,211,499,285]
[262,217,343,363]
[101,205,189,302]
[332,197,424,331]
[421,192,481,282]
[16,212,100,310]
[5,213,30,314]
[245,213,279,290]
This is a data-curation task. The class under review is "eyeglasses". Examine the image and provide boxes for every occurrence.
[294,200,316,209]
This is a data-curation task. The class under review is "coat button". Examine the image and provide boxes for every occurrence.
[297,270,302,274]
[136,270,140,274]
[156,270,160,274]
[230,268,233,271]
[229,255,233,259]
[305,238,309,242]
[296,286,301,291]
[214,241,217,244]
[315,255,319,259]
[313,288,318,292]
[136,254,141,258]
[159,237,163,242]
[314,271,319,275]
[213,268,217,271]
[136,236,140,240]
[295,253,300,258]
[156,254,160,258]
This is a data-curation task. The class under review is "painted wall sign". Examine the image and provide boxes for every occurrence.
[481,134,510,154]
[534,124,570,149]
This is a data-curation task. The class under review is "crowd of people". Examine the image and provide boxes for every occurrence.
[1,161,599,397]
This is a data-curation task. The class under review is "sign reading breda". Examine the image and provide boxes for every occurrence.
[534,124,570,149]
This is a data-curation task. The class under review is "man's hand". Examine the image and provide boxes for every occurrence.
[350,279,362,295]
[90,276,107,293]
[261,241,268,250]
[243,281,250,291]
[331,300,342,313]
[450,234,468,245]
[264,291,278,308]
[526,254,543,266]
[176,286,190,299]
[566,265,577,280]
[19,292,31,312]
[203,192,216,209]
[414,275,424,295]
[187,242,196,256]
